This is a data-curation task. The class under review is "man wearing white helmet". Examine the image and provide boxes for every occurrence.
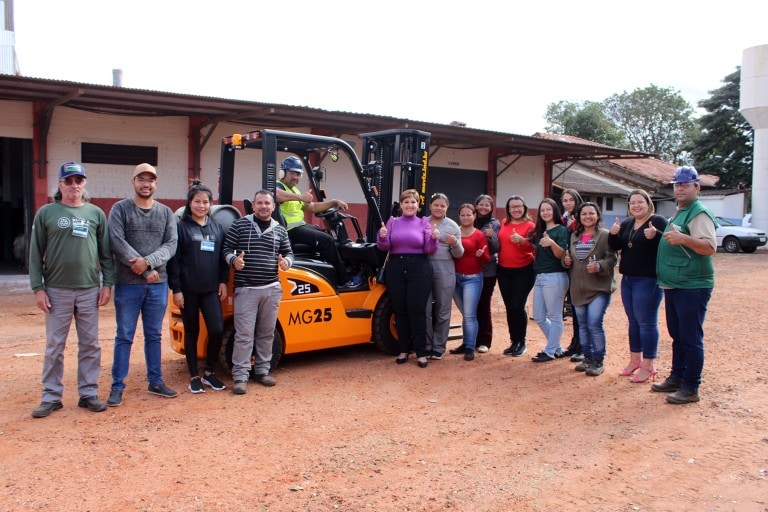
[653,166,717,405]
[275,156,361,289]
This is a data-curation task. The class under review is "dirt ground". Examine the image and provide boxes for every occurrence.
[1,250,767,512]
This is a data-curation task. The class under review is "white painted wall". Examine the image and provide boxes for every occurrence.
[495,155,545,209]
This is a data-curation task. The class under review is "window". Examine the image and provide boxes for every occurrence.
[81,143,158,166]
[606,197,613,211]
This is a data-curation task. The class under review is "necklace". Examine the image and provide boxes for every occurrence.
[628,216,650,248]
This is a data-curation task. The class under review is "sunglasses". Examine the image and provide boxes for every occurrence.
[60,176,85,185]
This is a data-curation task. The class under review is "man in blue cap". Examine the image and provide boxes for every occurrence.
[29,162,115,418]
[653,166,717,404]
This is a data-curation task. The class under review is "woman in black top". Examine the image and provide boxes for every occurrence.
[168,181,229,393]
[608,189,668,383]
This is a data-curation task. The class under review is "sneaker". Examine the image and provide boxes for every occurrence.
[476,345,489,353]
[651,377,682,393]
[503,343,518,356]
[148,382,178,398]
[575,357,594,372]
[233,380,247,395]
[585,360,605,376]
[428,351,444,360]
[254,374,277,387]
[511,343,527,357]
[31,400,63,418]
[531,351,555,362]
[201,372,226,391]
[339,275,363,289]
[107,389,123,407]
[666,389,700,404]
[570,353,585,362]
[78,395,107,412]
[189,376,205,394]
[464,349,475,361]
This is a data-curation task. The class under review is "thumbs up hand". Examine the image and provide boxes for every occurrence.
[277,253,290,271]
[644,223,658,239]
[609,217,621,235]
[233,250,245,271]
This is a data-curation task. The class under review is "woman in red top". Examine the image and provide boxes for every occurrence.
[449,204,491,361]
[497,195,536,357]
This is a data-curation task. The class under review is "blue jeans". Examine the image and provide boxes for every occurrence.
[574,292,612,361]
[454,273,483,350]
[112,283,168,390]
[532,271,569,357]
[664,288,712,393]
[621,275,663,359]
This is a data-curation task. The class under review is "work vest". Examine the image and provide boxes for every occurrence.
[656,199,716,289]
[278,181,306,229]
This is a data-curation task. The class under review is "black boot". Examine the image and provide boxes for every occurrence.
[449,344,466,355]
[563,336,580,357]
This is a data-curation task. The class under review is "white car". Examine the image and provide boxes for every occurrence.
[716,217,767,253]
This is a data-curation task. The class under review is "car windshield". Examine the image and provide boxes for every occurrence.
[717,217,737,227]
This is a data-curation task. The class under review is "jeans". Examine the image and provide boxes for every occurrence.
[497,264,535,346]
[43,287,101,401]
[621,275,663,359]
[532,271,569,357]
[454,273,484,351]
[664,288,712,393]
[574,292,612,361]
[112,283,168,390]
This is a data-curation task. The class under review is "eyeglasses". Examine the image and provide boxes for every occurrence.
[60,176,85,185]
[135,177,157,184]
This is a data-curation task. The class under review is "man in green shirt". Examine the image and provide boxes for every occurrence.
[653,166,717,405]
[29,162,114,418]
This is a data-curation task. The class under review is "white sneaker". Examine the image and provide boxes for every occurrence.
[477,345,489,353]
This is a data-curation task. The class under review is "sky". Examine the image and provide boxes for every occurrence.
[9,0,768,136]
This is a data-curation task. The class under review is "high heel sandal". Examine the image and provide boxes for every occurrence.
[619,362,641,377]
[629,368,658,383]
[417,358,428,368]
[395,354,409,364]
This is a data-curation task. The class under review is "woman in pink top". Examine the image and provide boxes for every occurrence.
[449,203,491,361]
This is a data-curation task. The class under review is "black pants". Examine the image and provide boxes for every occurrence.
[182,290,224,377]
[497,264,535,345]
[385,254,432,358]
[288,224,346,283]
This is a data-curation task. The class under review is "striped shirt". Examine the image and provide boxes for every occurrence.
[223,215,293,288]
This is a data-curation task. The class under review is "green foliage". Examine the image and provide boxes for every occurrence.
[544,101,625,147]
[687,68,754,189]
[603,85,696,163]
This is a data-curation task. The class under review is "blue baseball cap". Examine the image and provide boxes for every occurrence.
[59,161,87,179]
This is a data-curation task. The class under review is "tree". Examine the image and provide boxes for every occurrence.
[603,84,696,163]
[687,68,754,189]
[545,100,625,147]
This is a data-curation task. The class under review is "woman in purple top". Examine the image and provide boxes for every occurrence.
[377,189,440,368]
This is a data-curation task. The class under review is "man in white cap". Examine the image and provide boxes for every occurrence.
[29,162,114,418]
[107,163,178,406]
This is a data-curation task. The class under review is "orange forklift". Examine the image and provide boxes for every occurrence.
[167,128,432,371]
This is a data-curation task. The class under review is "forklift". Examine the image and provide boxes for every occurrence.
[166,128,432,370]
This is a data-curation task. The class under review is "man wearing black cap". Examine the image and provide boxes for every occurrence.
[29,162,115,418]
[654,166,717,404]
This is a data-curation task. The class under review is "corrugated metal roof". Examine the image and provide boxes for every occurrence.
[0,74,654,160]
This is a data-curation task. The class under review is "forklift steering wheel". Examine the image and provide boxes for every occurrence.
[315,206,340,219]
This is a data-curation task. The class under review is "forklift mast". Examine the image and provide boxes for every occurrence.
[360,129,431,241]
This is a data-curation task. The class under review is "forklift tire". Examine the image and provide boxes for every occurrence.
[372,294,399,355]
[220,321,284,373]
